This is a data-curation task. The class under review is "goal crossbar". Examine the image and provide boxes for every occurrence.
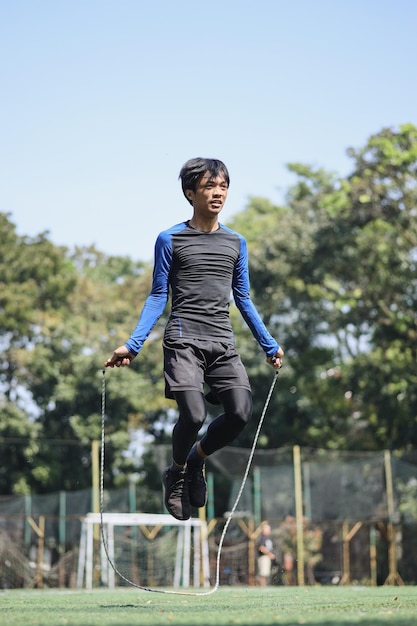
[77,513,210,590]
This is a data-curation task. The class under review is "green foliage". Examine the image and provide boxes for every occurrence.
[1,123,417,497]
[0,214,76,341]
[228,124,417,452]
[0,402,41,494]
[0,213,172,493]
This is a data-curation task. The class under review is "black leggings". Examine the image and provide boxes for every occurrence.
[172,387,253,465]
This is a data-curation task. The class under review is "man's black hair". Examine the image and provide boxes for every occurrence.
[179,158,230,204]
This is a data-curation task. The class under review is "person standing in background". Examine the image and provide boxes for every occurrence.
[258,522,276,586]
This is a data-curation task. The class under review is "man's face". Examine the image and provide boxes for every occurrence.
[188,173,228,218]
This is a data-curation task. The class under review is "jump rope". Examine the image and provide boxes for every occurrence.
[99,367,279,596]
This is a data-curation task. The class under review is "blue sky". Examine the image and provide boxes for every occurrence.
[1,0,416,262]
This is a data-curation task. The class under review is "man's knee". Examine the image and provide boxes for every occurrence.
[221,388,253,424]
[174,390,207,428]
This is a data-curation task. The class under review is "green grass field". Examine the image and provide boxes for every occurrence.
[1,586,416,626]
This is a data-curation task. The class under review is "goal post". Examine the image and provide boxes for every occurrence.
[77,513,210,590]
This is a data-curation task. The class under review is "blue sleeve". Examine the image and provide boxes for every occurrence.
[125,231,172,356]
[232,235,280,358]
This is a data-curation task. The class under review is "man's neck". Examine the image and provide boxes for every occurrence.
[188,217,219,232]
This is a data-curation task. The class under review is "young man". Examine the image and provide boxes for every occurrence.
[104,158,284,521]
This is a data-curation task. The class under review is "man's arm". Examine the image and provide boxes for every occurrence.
[232,235,283,367]
[125,231,172,355]
[104,231,172,367]
[259,543,276,560]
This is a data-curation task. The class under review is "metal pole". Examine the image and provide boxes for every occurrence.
[253,466,261,527]
[92,440,100,541]
[59,490,66,587]
[370,524,377,586]
[206,472,215,520]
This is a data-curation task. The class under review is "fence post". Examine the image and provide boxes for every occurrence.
[206,472,215,520]
[370,524,377,586]
[383,449,403,585]
[91,440,100,546]
[293,445,305,585]
[59,491,66,586]
[24,494,32,545]
[253,466,261,527]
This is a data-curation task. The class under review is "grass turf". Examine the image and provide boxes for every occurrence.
[1,585,416,626]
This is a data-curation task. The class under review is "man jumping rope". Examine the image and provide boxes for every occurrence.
[105,158,284,521]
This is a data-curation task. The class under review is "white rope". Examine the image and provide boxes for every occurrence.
[99,368,279,595]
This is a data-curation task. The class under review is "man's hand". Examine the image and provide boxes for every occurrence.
[266,346,284,370]
[104,346,134,368]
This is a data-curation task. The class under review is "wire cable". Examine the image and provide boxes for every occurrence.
[99,368,279,595]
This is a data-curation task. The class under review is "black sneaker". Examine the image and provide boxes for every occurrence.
[188,465,207,508]
[162,466,190,520]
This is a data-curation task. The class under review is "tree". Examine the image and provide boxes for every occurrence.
[0,215,172,493]
[327,124,417,449]
[226,168,346,449]
[2,124,417,497]
[24,245,172,492]
[228,125,417,452]
[0,213,76,492]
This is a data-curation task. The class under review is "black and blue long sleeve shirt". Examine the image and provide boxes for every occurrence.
[125,221,280,358]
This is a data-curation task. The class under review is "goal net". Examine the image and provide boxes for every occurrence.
[77,513,210,589]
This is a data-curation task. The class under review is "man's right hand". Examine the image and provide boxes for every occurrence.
[104,346,134,367]
[266,346,284,370]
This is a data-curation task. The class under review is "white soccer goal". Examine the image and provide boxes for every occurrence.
[77,513,210,590]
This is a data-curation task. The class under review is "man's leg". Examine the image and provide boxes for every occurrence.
[162,390,206,520]
[198,387,253,455]
[172,391,207,465]
[185,387,253,509]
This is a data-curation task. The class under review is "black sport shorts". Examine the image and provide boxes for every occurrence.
[163,338,251,400]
